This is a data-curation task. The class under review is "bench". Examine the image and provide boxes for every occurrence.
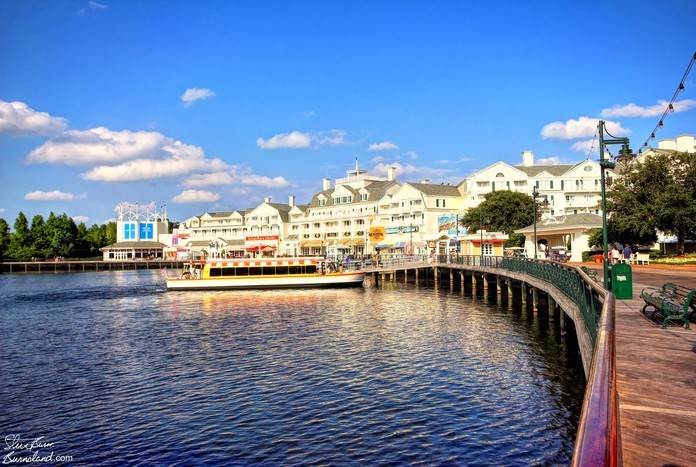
[580,266,598,281]
[634,252,650,265]
[640,282,696,329]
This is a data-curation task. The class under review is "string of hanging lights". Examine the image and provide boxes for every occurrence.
[638,51,696,155]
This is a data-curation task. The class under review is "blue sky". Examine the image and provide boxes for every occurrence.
[1,0,695,226]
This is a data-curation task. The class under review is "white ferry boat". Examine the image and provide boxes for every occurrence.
[166,256,365,290]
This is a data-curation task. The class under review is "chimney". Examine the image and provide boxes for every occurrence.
[323,178,331,191]
[421,179,430,184]
[288,195,295,207]
[522,150,534,167]
[264,196,271,204]
[387,166,397,181]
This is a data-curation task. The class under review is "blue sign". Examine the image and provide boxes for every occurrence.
[139,222,154,240]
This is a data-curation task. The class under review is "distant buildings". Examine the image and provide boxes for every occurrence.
[104,134,694,261]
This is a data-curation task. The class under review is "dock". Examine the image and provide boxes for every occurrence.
[587,263,696,466]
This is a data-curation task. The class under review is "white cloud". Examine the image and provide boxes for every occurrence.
[368,141,399,151]
[570,139,596,153]
[535,157,566,165]
[24,190,87,201]
[541,116,630,139]
[0,208,6,215]
[182,168,290,189]
[256,129,347,149]
[257,131,312,149]
[370,156,385,164]
[27,127,170,165]
[181,88,216,107]
[600,99,696,118]
[405,151,418,160]
[0,100,68,136]
[81,151,228,182]
[183,173,236,187]
[89,1,107,8]
[72,215,90,224]
[317,129,346,146]
[27,127,232,182]
[172,190,221,203]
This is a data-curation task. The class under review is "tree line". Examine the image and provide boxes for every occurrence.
[0,212,117,261]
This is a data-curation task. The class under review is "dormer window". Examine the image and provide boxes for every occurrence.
[496,172,505,177]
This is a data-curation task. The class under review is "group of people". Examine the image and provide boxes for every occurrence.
[609,244,633,264]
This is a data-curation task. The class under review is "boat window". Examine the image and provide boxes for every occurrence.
[222,267,235,276]
[248,267,262,276]
[276,266,290,275]
[305,265,317,274]
[288,265,303,275]
[236,267,250,276]
[209,268,222,277]
[262,267,276,276]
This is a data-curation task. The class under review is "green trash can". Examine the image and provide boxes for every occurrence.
[611,262,633,299]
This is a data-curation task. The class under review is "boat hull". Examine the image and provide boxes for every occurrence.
[166,271,365,290]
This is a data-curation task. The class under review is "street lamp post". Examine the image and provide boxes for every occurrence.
[598,120,633,290]
[479,210,485,265]
[533,186,539,259]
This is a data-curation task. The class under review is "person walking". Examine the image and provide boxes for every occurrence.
[623,244,633,263]
[611,245,620,264]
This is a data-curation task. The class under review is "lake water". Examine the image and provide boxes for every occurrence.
[0,270,585,465]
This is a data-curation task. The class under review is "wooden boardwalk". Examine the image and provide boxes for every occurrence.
[589,264,696,466]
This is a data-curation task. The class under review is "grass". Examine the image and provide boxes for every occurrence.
[651,253,696,266]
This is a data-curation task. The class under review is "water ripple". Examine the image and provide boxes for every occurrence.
[0,270,584,465]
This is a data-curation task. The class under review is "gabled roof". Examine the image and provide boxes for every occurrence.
[469,161,528,178]
[307,180,400,208]
[404,182,461,197]
[515,164,575,177]
[515,213,602,234]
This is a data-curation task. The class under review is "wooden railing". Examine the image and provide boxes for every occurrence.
[571,292,618,466]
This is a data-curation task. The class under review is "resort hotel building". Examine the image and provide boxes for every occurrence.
[102,135,695,262]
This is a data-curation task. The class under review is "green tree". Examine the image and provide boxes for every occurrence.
[30,214,50,258]
[607,151,695,254]
[0,218,10,261]
[587,228,603,250]
[105,221,117,245]
[8,212,32,260]
[460,190,536,246]
[75,222,90,257]
[84,223,109,255]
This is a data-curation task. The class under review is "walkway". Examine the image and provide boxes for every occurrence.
[585,263,696,466]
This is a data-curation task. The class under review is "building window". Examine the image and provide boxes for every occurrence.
[550,180,554,189]
[482,243,493,256]
[360,193,368,201]
[124,222,136,240]
[318,198,326,206]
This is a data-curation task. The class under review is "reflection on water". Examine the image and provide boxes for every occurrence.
[0,270,584,465]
